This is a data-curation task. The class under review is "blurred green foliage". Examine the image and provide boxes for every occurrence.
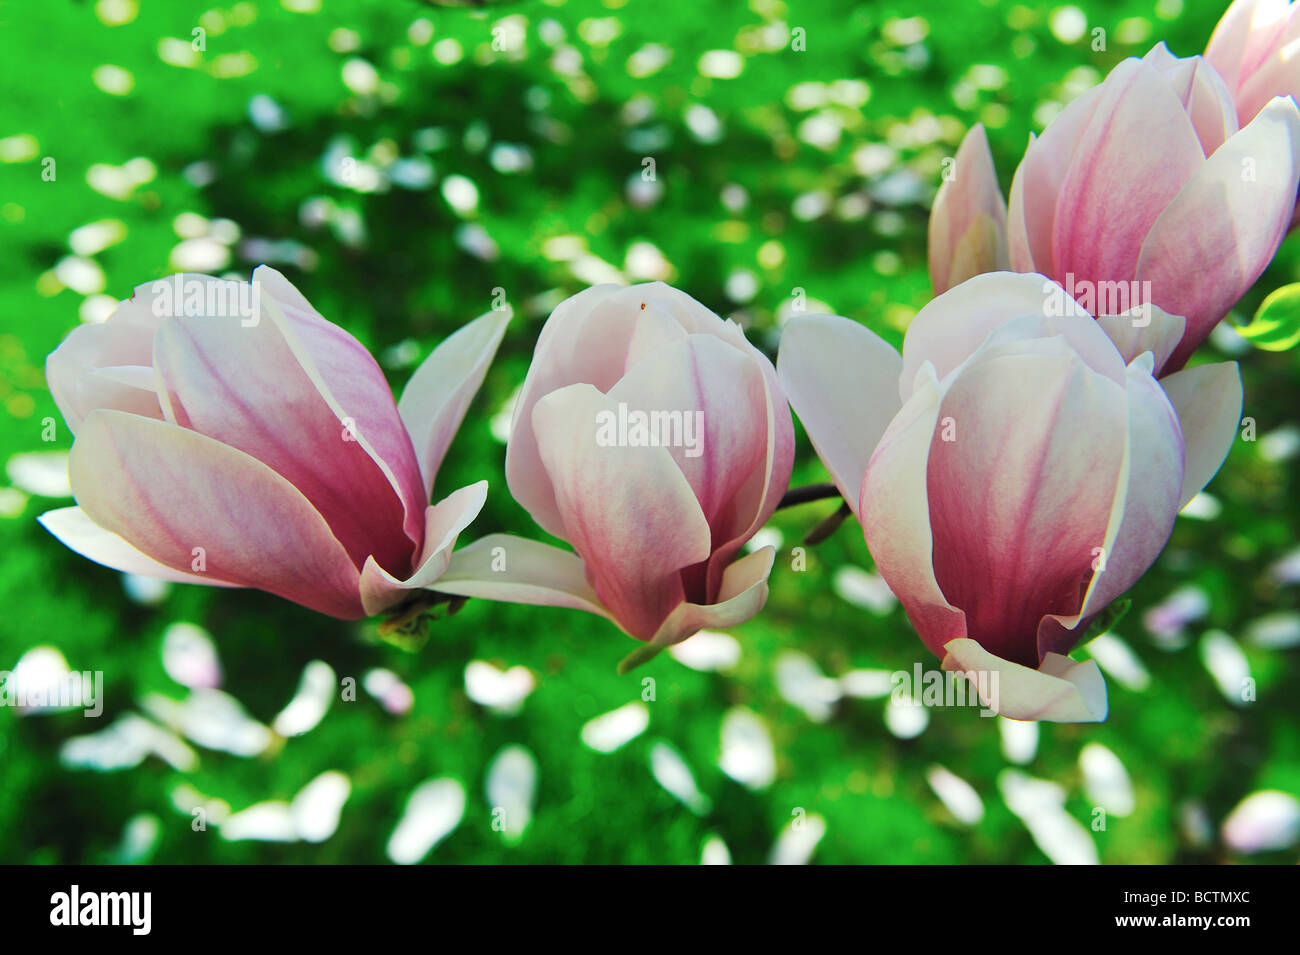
[1,0,1297,864]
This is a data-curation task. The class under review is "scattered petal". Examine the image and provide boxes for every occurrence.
[580,702,649,753]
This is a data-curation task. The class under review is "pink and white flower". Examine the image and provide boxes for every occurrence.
[778,272,1243,721]
[437,283,794,654]
[40,266,507,619]
[930,44,1300,373]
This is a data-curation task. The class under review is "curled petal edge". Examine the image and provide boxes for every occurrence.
[940,637,1109,723]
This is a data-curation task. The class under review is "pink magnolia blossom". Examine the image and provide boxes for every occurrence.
[928,123,1008,295]
[40,267,507,620]
[930,44,1300,373]
[437,283,794,653]
[778,272,1242,722]
[1208,1,1300,125]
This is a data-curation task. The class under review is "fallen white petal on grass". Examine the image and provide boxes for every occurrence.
[999,717,1039,765]
[141,689,273,757]
[1222,790,1300,854]
[464,660,535,715]
[387,778,466,864]
[999,769,1098,865]
[1198,631,1252,706]
[718,706,776,790]
[700,834,732,865]
[926,764,984,825]
[5,451,71,498]
[768,813,827,865]
[161,622,222,690]
[1079,743,1135,817]
[1085,633,1150,692]
[290,771,351,843]
[486,744,538,842]
[774,650,841,722]
[580,702,649,753]
[832,565,898,614]
[668,629,741,672]
[272,660,336,736]
[649,741,711,815]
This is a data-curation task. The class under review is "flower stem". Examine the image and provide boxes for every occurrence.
[776,482,844,510]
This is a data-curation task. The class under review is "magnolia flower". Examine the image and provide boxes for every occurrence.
[40,267,507,619]
[1207,0,1300,225]
[1208,0,1300,126]
[778,272,1242,722]
[438,283,793,659]
[935,44,1300,374]
[929,123,1008,294]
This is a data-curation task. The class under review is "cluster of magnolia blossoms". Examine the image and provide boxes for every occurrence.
[38,13,1300,724]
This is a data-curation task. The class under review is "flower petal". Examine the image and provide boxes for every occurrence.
[1143,44,1239,156]
[38,505,238,587]
[152,275,418,575]
[1206,0,1291,94]
[941,638,1108,723]
[928,123,1009,294]
[1039,355,1185,655]
[46,321,162,435]
[359,481,488,617]
[70,410,364,619]
[254,266,428,551]
[900,272,1123,398]
[1096,304,1186,373]
[1159,361,1243,508]
[505,285,644,539]
[436,533,609,618]
[398,310,510,498]
[860,366,968,656]
[1137,96,1300,371]
[1007,83,1107,273]
[647,546,776,646]
[777,314,902,518]
[925,345,1127,666]
[1051,58,1205,291]
[532,383,712,639]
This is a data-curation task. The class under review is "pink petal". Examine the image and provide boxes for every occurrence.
[70,411,364,619]
[900,272,1124,399]
[505,285,646,539]
[941,638,1108,722]
[359,481,488,616]
[1038,355,1185,655]
[531,382,712,640]
[860,368,968,657]
[398,310,509,498]
[1236,12,1300,121]
[1007,83,1107,273]
[1159,361,1243,508]
[152,275,418,576]
[1206,0,1291,94]
[646,546,776,646]
[1051,59,1205,292]
[1143,44,1239,155]
[45,321,162,435]
[39,506,239,587]
[436,533,610,619]
[1095,305,1187,373]
[777,313,902,519]
[255,266,428,551]
[928,123,1009,294]
[605,333,779,600]
[1137,96,1300,371]
[924,344,1127,666]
